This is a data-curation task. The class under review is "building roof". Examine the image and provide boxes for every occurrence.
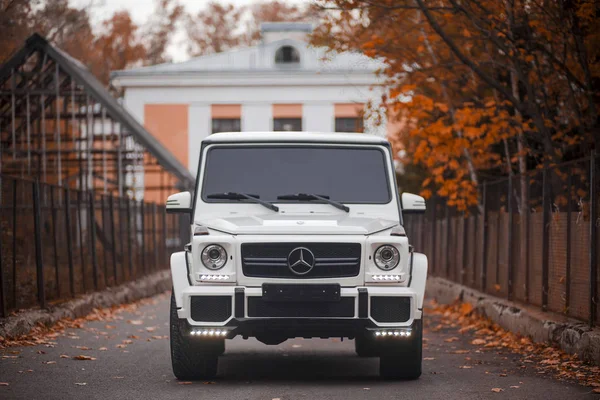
[111,38,383,77]
[260,22,313,32]
[0,33,194,189]
[203,131,390,145]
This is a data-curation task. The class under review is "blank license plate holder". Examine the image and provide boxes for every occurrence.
[261,284,341,302]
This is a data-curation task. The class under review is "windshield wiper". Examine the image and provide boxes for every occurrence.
[276,193,350,212]
[206,192,279,212]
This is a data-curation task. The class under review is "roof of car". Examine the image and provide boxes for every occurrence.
[202,131,389,145]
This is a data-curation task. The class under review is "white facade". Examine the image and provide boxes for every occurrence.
[111,23,386,175]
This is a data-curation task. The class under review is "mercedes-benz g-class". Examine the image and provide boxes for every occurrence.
[166,132,428,380]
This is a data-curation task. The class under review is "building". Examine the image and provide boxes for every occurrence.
[111,22,398,183]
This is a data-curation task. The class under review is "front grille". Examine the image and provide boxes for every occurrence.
[370,296,411,323]
[241,243,361,279]
[247,297,355,318]
[190,296,232,322]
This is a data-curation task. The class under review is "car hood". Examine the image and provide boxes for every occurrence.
[197,214,398,235]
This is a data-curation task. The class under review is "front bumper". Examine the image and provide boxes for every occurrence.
[177,285,422,331]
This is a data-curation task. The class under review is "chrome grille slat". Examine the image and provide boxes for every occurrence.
[314,262,357,267]
[243,257,287,262]
[241,243,361,279]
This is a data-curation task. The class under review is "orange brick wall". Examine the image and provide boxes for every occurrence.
[143,104,189,204]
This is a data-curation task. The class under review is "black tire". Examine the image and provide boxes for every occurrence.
[379,319,423,380]
[170,292,223,380]
[355,334,378,357]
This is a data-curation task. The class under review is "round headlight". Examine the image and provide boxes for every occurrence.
[374,245,400,270]
[201,244,227,270]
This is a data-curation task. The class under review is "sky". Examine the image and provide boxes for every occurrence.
[73,0,312,61]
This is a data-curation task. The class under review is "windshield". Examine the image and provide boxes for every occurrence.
[201,145,391,203]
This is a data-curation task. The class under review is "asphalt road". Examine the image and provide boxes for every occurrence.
[0,293,596,400]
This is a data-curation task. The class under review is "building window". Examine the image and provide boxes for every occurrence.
[335,117,364,133]
[275,46,300,64]
[274,118,302,131]
[212,118,241,134]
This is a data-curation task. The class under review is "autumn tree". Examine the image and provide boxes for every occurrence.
[313,0,600,210]
[92,11,146,84]
[0,0,95,64]
[185,2,246,56]
[0,0,39,62]
[143,0,185,65]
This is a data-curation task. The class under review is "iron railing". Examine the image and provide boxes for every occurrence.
[405,152,599,327]
[0,175,189,317]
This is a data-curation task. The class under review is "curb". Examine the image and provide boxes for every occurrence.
[425,276,600,366]
[0,270,171,339]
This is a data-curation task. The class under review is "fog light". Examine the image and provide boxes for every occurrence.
[373,329,412,338]
[200,274,231,281]
[372,274,401,281]
[191,328,231,337]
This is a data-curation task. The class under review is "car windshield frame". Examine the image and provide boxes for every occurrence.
[199,144,393,205]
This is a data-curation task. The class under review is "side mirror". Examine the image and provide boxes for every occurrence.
[401,193,426,214]
[166,191,192,214]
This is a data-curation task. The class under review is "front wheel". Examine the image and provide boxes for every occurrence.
[170,292,223,380]
[379,319,423,380]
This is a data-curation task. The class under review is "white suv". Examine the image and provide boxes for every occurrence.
[166,132,428,380]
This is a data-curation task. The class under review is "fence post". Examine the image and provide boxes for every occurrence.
[89,191,99,290]
[431,197,437,275]
[140,201,146,275]
[152,203,158,271]
[0,198,6,317]
[590,151,597,327]
[507,175,514,300]
[101,196,108,287]
[462,212,468,285]
[162,205,168,266]
[12,178,17,307]
[32,180,46,309]
[481,181,488,291]
[126,199,133,279]
[566,169,572,313]
[50,188,60,298]
[78,191,86,293]
[541,164,551,312]
[445,204,451,278]
[109,195,118,285]
[64,188,75,297]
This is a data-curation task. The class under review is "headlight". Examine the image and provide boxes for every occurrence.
[374,245,400,270]
[201,244,227,270]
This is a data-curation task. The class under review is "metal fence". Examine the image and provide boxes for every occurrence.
[405,152,599,327]
[0,175,189,318]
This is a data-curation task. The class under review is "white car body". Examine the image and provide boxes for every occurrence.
[167,132,427,379]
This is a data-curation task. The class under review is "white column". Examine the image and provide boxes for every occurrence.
[242,104,272,131]
[188,104,211,176]
[123,89,145,124]
[304,103,334,132]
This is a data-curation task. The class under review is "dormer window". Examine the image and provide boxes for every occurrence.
[275,46,300,64]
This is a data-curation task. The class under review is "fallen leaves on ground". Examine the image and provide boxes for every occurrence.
[178,381,193,385]
[425,300,600,390]
[0,295,167,349]
[491,388,503,393]
[73,355,96,361]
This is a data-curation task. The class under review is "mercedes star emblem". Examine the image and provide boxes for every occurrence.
[287,247,315,276]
